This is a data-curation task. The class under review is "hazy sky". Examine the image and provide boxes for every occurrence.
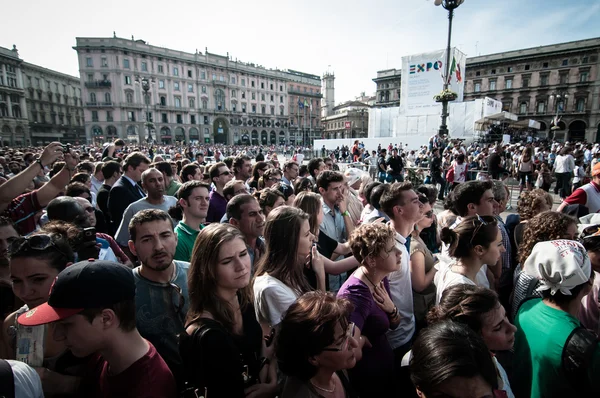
[2,0,600,103]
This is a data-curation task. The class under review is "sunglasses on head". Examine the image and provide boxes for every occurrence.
[9,234,69,258]
[469,214,489,245]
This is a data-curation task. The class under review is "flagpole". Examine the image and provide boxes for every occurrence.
[297,97,300,147]
[309,101,312,147]
[303,101,306,147]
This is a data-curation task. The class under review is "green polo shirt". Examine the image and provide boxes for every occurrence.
[166,179,182,197]
[174,221,203,262]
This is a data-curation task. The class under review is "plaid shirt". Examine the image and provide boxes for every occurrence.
[496,215,512,270]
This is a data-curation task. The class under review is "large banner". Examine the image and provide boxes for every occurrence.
[400,48,466,116]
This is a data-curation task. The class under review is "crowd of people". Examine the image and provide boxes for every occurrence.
[0,136,599,398]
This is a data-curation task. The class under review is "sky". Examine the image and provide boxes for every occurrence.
[2,0,600,104]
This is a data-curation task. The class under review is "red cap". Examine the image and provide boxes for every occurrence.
[19,305,83,326]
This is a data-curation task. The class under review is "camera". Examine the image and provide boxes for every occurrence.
[61,144,71,154]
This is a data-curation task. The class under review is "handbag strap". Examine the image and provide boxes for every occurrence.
[0,359,15,398]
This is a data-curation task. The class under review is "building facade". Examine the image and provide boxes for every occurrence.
[0,45,29,146]
[74,36,322,146]
[372,68,401,108]
[464,38,600,142]
[22,62,84,145]
[286,70,322,146]
[322,100,369,139]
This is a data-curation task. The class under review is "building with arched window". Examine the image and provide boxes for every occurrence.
[0,45,29,146]
[75,36,322,145]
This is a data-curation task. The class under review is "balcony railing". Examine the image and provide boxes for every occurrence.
[86,102,113,107]
[288,87,323,98]
[85,80,112,89]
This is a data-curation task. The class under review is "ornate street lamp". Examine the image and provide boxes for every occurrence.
[135,76,155,144]
[549,91,568,141]
[433,0,465,138]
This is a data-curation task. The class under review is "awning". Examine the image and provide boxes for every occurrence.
[508,119,541,130]
[475,111,518,125]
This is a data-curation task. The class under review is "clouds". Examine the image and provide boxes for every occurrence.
[1,0,599,106]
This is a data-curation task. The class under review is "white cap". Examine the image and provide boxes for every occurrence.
[523,240,591,296]
[344,168,366,187]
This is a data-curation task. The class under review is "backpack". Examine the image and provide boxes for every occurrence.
[0,359,15,398]
[562,327,598,396]
[178,319,256,398]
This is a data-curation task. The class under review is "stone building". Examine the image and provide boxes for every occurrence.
[74,36,321,146]
[372,37,600,142]
[322,100,369,139]
[372,68,401,108]
[0,45,29,146]
[287,69,322,146]
[22,62,84,145]
[464,37,599,142]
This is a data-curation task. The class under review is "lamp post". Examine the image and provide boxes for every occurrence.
[549,91,568,141]
[135,75,155,145]
[434,0,465,138]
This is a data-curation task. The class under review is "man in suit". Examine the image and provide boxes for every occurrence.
[108,151,151,230]
[96,161,122,234]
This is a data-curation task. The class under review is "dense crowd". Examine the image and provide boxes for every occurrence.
[0,136,599,398]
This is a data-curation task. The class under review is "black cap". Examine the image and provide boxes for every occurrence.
[19,260,135,326]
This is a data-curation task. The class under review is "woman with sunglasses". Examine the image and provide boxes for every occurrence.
[437,215,504,304]
[337,222,402,397]
[293,177,315,195]
[409,195,438,329]
[276,291,359,398]
[2,227,85,395]
[180,223,277,398]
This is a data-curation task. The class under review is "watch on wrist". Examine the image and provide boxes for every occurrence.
[341,210,350,217]
[36,159,44,169]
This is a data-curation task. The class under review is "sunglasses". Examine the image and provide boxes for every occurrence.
[219,171,232,177]
[170,282,186,317]
[470,214,489,245]
[424,210,434,218]
[322,322,355,352]
[268,177,282,183]
[9,234,69,258]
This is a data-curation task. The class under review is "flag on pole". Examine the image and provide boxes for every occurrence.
[447,56,457,85]
[304,99,309,108]
[455,62,462,83]
[298,99,304,110]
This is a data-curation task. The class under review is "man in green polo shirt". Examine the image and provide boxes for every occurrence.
[156,161,182,197]
[174,181,210,261]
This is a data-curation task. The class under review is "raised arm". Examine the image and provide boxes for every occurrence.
[36,150,79,208]
[0,142,64,212]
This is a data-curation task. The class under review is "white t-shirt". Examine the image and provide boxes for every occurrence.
[387,232,415,349]
[295,153,305,164]
[435,265,477,304]
[114,196,178,246]
[7,360,44,398]
[253,274,299,327]
[494,356,515,398]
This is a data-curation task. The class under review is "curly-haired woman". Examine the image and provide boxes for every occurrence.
[511,211,578,321]
[512,189,552,251]
[337,222,402,397]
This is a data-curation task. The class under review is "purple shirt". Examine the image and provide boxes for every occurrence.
[337,275,395,396]
[206,190,227,223]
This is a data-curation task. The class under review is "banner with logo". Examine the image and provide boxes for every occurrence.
[400,48,466,116]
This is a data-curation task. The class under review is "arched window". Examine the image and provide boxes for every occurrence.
[189,98,195,108]
[202,100,208,109]
[105,92,111,103]
[126,92,134,103]
[160,96,166,106]
[90,93,96,103]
